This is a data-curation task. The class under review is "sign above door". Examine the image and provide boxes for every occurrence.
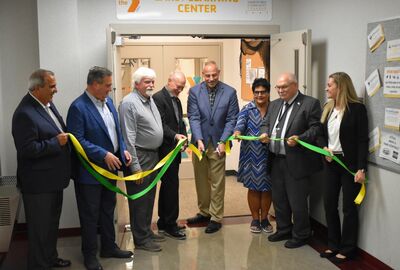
[116,0,272,22]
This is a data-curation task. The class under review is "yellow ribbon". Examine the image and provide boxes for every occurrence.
[68,133,202,181]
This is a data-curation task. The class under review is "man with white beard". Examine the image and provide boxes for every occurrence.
[119,67,165,252]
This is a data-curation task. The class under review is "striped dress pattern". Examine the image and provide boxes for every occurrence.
[234,101,271,191]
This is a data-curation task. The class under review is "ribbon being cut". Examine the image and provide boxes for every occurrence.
[68,133,366,204]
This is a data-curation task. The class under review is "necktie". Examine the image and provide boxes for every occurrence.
[274,102,289,154]
[209,90,216,108]
[46,106,63,132]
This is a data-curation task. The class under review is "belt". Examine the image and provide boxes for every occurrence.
[333,151,344,156]
[275,154,286,158]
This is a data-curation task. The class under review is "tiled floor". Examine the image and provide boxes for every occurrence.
[52,222,337,270]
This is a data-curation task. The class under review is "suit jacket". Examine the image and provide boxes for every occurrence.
[66,91,128,185]
[153,87,187,162]
[260,92,322,179]
[12,94,71,193]
[319,102,369,172]
[187,81,239,147]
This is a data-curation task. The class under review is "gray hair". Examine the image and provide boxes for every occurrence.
[87,66,112,85]
[28,69,55,91]
[132,67,156,84]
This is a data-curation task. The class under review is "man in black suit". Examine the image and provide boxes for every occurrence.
[153,71,187,240]
[260,72,322,249]
[12,69,72,269]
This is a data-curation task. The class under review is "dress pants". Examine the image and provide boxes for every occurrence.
[74,182,118,259]
[125,149,158,245]
[23,191,63,270]
[157,158,180,230]
[271,156,311,240]
[192,143,226,222]
[323,160,361,256]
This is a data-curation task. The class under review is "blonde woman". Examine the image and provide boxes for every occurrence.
[319,72,368,263]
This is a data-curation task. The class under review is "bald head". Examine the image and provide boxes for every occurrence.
[167,71,186,96]
[275,72,299,101]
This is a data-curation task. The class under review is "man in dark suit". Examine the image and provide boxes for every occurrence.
[67,67,133,270]
[12,69,72,269]
[187,61,239,233]
[153,71,187,240]
[260,72,322,249]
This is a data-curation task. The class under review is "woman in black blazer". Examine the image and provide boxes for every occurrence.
[319,72,368,263]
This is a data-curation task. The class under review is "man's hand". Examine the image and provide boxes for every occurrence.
[124,150,132,166]
[56,133,69,146]
[259,133,270,143]
[197,140,205,152]
[175,134,188,151]
[133,170,144,185]
[287,135,299,147]
[104,152,122,171]
[323,147,333,162]
[216,143,226,158]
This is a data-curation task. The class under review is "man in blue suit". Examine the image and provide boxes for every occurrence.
[12,69,72,269]
[67,67,133,270]
[187,61,239,233]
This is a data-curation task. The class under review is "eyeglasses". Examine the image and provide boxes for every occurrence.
[254,90,268,96]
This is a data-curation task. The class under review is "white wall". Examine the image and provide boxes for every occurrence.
[0,0,40,222]
[290,0,400,268]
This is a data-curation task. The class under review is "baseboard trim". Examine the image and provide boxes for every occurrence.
[310,218,393,270]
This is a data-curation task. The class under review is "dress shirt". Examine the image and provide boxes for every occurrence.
[327,108,343,152]
[29,92,63,132]
[270,91,299,155]
[85,91,119,153]
[119,90,163,172]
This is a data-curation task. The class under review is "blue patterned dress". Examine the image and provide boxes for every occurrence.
[235,101,271,191]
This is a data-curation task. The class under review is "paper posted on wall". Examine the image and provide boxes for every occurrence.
[368,24,385,52]
[379,132,400,165]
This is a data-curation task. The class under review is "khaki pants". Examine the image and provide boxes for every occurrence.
[192,144,226,222]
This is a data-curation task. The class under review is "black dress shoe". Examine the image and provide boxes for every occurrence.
[284,238,309,249]
[53,258,71,268]
[164,229,187,240]
[187,214,211,224]
[84,257,103,270]
[267,232,292,242]
[205,221,222,234]
[100,248,133,258]
[320,250,338,258]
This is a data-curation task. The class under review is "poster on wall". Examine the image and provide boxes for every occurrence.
[384,108,400,130]
[387,39,400,62]
[383,66,400,98]
[365,69,381,97]
[367,24,385,52]
[116,0,272,21]
[379,132,400,165]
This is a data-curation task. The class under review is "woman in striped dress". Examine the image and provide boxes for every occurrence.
[234,78,273,234]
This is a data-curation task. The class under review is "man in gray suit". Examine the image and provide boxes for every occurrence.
[260,72,322,249]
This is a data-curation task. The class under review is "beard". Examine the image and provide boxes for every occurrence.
[145,89,154,96]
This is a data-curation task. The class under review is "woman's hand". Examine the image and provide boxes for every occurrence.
[354,170,366,183]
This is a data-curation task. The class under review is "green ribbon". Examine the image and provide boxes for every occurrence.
[75,139,185,200]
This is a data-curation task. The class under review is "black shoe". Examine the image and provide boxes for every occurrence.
[284,238,309,249]
[329,253,354,264]
[205,221,222,234]
[187,214,211,224]
[84,257,103,270]
[267,232,292,242]
[100,248,133,258]
[164,229,187,240]
[320,250,338,258]
[159,224,186,233]
[53,258,71,268]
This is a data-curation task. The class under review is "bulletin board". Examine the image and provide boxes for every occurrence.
[364,17,400,173]
[240,40,270,101]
